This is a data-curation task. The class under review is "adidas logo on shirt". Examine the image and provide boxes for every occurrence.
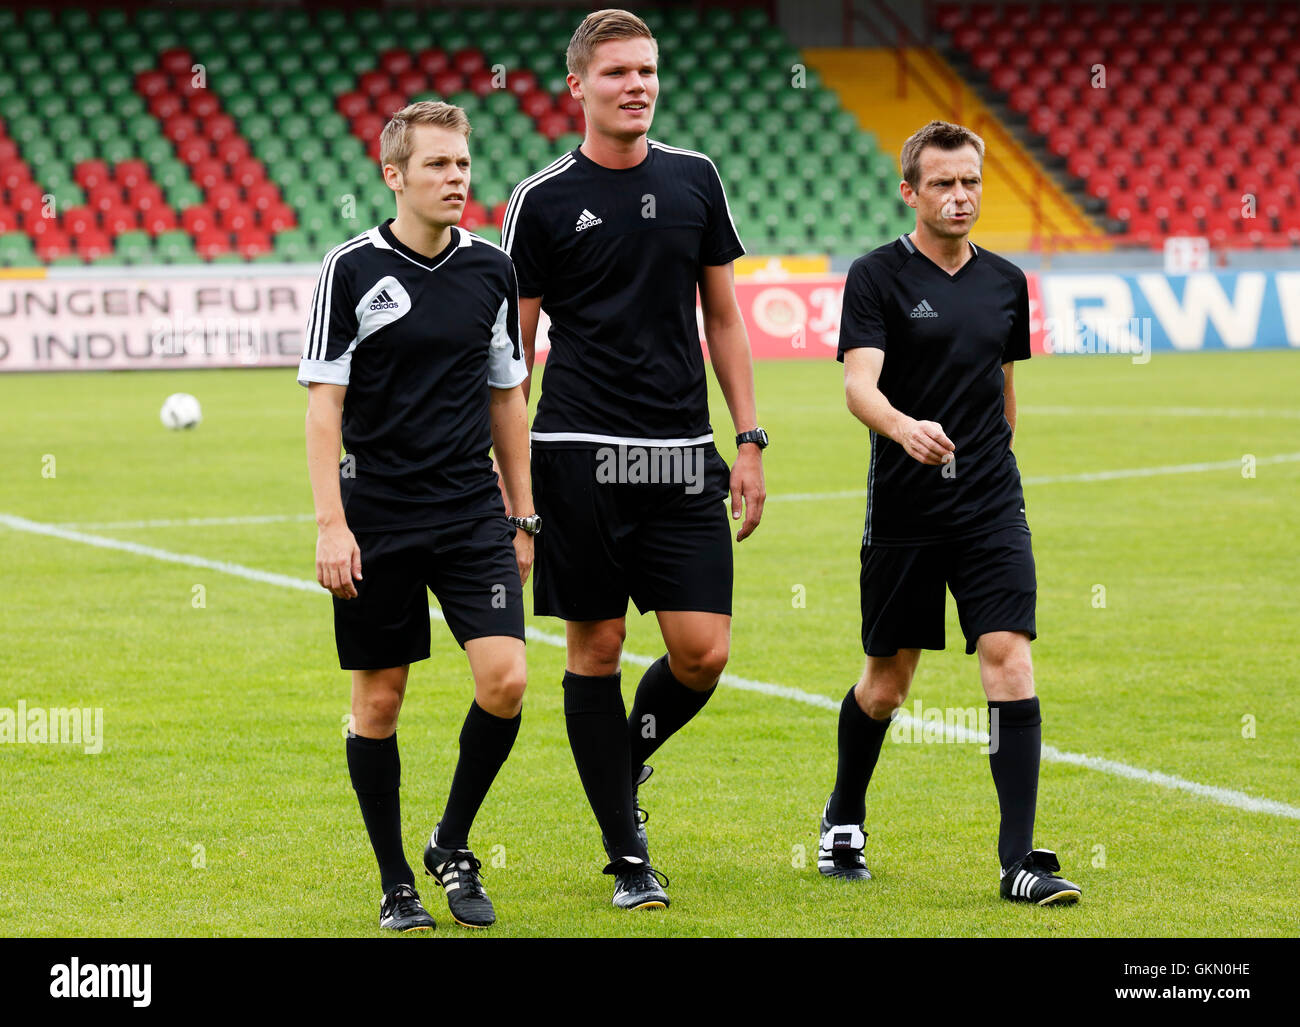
[575,208,603,232]
[910,299,939,318]
[369,288,400,311]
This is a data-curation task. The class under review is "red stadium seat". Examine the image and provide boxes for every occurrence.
[258,204,295,232]
[191,158,227,190]
[143,208,178,235]
[359,71,392,98]
[182,204,217,234]
[374,92,408,119]
[187,92,220,119]
[337,92,370,120]
[215,138,251,166]
[206,183,241,212]
[236,228,273,258]
[162,113,200,144]
[416,49,449,77]
[432,71,464,95]
[195,229,231,258]
[148,93,184,121]
[104,207,139,234]
[378,49,414,78]
[396,70,427,97]
[468,69,497,97]
[76,230,113,260]
[203,114,237,144]
[451,48,486,76]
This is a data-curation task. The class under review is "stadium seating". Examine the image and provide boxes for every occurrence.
[0,5,912,266]
[936,2,1300,248]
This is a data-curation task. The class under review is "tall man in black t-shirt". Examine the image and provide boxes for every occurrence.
[818,121,1081,905]
[504,9,766,910]
[301,101,538,932]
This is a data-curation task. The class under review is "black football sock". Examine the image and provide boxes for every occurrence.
[436,701,522,851]
[627,654,716,770]
[563,670,644,861]
[827,684,892,825]
[346,731,415,895]
[988,697,1042,869]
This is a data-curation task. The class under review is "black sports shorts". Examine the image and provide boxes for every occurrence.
[859,522,1036,657]
[333,515,524,670]
[531,443,733,621]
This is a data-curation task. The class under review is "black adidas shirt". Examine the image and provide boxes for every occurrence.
[837,233,1031,546]
[297,221,526,531]
[503,141,745,445]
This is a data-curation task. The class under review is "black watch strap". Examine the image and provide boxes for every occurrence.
[735,427,769,450]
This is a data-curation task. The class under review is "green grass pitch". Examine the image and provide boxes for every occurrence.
[2,349,1297,937]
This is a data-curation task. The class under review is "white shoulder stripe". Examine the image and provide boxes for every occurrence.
[648,141,743,260]
[502,156,577,253]
[306,233,372,361]
[501,152,573,236]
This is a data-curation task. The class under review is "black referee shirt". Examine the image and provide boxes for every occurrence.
[503,141,745,446]
[837,233,1031,546]
[297,221,526,531]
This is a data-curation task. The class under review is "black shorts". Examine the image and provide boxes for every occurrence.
[859,522,1037,657]
[531,443,733,621]
[332,516,524,670]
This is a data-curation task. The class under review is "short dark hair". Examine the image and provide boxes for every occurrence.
[900,120,985,187]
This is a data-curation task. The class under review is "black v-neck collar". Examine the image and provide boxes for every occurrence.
[899,233,979,281]
[379,219,460,271]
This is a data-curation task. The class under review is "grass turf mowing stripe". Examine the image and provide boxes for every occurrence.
[5,510,1300,823]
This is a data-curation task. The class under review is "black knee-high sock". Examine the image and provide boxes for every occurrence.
[627,654,715,770]
[436,701,522,850]
[563,670,644,861]
[346,731,414,894]
[827,684,892,825]
[988,697,1041,869]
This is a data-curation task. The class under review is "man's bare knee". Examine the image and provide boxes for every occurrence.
[567,620,626,676]
[667,637,729,690]
[855,651,918,720]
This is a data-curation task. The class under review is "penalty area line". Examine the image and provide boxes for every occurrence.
[2,510,1298,822]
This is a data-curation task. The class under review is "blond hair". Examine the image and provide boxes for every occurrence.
[379,100,471,173]
[900,120,985,187]
[566,8,657,79]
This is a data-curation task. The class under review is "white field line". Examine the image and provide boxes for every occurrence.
[769,452,1300,503]
[3,510,1298,822]
[57,513,316,530]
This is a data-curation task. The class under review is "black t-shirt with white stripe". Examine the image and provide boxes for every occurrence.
[298,221,526,531]
[837,234,1032,546]
[503,141,745,446]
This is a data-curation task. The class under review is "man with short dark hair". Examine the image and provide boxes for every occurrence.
[503,9,767,911]
[817,120,1081,906]
[301,101,536,932]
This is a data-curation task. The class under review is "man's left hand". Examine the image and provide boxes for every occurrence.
[513,529,534,585]
[730,445,766,542]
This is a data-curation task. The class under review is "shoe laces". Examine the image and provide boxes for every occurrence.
[442,852,486,898]
[384,883,423,918]
[604,857,670,890]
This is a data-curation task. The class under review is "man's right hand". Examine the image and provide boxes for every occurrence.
[897,417,956,466]
[316,521,362,599]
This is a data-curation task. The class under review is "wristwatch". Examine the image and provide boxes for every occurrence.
[507,514,542,536]
[735,427,770,450]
